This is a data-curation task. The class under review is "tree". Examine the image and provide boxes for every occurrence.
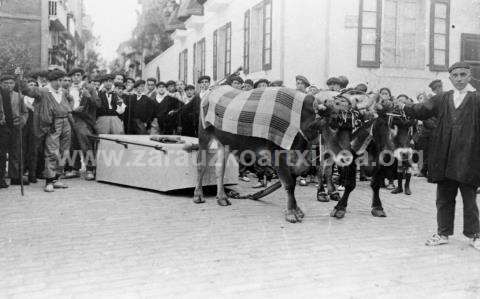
[83,49,103,75]
[0,39,35,75]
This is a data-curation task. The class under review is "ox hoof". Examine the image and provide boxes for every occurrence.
[295,207,305,219]
[317,192,329,202]
[285,210,300,223]
[330,208,346,219]
[329,192,341,202]
[193,196,205,204]
[217,197,231,206]
[371,208,386,217]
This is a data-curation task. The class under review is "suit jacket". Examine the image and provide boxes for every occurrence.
[97,90,122,117]
[404,90,480,186]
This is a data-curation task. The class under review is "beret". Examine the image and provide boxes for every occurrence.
[295,75,310,87]
[185,84,195,90]
[448,61,471,73]
[125,77,135,83]
[270,80,284,87]
[47,70,66,81]
[133,79,146,88]
[197,75,211,83]
[156,81,166,87]
[326,77,342,86]
[244,79,254,86]
[166,80,176,86]
[254,79,270,88]
[227,75,243,84]
[99,74,115,83]
[0,74,16,82]
[90,76,101,83]
[68,67,85,76]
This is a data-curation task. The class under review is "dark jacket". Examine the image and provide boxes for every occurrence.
[97,90,122,117]
[124,94,156,133]
[154,94,184,135]
[404,90,480,186]
[174,94,200,137]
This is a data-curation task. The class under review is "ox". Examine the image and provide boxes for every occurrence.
[328,98,418,218]
[193,87,373,223]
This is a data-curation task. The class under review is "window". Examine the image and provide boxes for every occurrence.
[357,0,382,67]
[429,0,450,71]
[383,0,425,69]
[179,48,188,83]
[244,0,272,73]
[263,0,272,70]
[193,38,206,85]
[213,22,231,81]
[244,10,250,74]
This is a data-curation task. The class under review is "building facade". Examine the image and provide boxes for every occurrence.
[0,0,91,72]
[143,0,480,96]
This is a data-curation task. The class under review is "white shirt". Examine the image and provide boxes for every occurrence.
[155,93,166,104]
[47,84,63,104]
[69,84,81,109]
[199,89,210,100]
[453,85,475,109]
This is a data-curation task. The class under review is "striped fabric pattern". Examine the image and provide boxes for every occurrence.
[201,85,307,149]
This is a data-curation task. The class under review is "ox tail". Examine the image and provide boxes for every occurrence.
[229,181,283,201]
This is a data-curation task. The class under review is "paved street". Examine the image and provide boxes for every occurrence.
[1,176,479,298]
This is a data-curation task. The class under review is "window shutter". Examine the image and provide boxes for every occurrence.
[213,30,218,81]
[244,10,250,74]
[225,22,232,76]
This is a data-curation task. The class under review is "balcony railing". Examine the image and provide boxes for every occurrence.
[48,0,68,32]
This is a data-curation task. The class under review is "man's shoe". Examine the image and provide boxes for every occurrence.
[29,176,38,184]
[44,183,54,192]
[0,179,8,188]
[53,181,68,189]
[425,234,449,246]
[391,187,403,194]
[469,236,480,250]
[63,170,80,179]
[85,171,95,181]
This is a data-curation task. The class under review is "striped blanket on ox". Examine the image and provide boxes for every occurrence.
[201,85,308,150]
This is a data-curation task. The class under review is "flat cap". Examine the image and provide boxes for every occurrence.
[448,61,471,73]
[156,81,166,87]
[197,75,211,83]
[295,75,310,87]
[326,77,342,86]
[47,70,66,81]
[68,67,85,76]
[114,82,126,89]
[185,84,195,90]
[428,79,442,88]
[99,74,115,83]
[133,79,146,88]
[0,74,16,82]
[125,77,135,83]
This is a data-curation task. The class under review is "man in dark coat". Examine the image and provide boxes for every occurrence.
[168,85,199,137]
[124,80,156,134]
[400,62,480,250]
[152,80,184,135]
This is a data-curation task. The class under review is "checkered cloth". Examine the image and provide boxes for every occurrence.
[201,85,308,149]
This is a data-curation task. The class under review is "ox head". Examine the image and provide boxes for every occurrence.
[311,90,376,163]
[372,98,418,163]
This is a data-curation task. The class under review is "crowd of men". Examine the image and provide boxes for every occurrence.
[0,68,211,192]
[0,66,443,193]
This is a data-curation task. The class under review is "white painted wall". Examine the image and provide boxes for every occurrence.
[144,0,480,96]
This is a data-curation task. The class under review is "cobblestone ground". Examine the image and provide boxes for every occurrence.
[0,176,479,298]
